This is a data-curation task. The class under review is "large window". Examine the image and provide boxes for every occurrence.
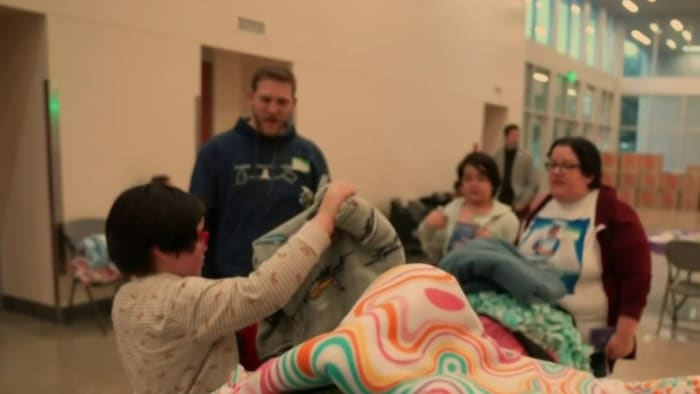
[524,113,546,166]
[624,18,699,77]
[619,95,700,171]
[525,64,551,112]
[602,15,618,74]
[526,0,554,46]
[557,0,583,59]
[555,74,579,117]
[523,62,616,165]
[582,85,595,121]
[623,39,652,77]
[585,2,599,66]
[527,0,621,74]
[619,96,639,152]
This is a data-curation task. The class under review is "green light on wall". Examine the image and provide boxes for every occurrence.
[566,71,578,83]
[49,88,60,125]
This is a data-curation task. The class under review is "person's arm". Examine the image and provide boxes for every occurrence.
[605,201,651,359]
[172,221,331,344]
[417,212,447,262]
[499,211,521,244]
[172,182,355,343]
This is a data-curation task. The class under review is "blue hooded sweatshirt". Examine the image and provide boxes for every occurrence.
[189,118,328,278]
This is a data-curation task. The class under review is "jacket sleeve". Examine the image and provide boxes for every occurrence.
[171,222,330,343]
[607,201,652,321]
[417,219,446,263]
[309,143,330,191]
[498,211,521,244]
[520,154,540,206]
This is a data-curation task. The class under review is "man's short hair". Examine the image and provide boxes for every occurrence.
[251,65,297,95]
[504,124,520,136]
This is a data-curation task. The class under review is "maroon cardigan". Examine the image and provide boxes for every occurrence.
[525,186,652,328]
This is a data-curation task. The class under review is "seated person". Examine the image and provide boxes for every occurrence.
[418,152,520,261]
[518,137,651,372]
[107,181,355,393]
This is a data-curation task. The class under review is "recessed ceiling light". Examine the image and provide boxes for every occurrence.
[682,30,692,42]
[648,0,656,3]
[666,39,677,50]
[571,4,581,14]
[631,30,651,46]
[649,23,661,34]
[622,0,639,13]
[670,19,684,32]
[567,88,578,96]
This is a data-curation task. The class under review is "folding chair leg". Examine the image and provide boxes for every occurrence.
[656,285,671,335]
[66,278,78,324]
[84,285,107,335]
[671,292,679,339]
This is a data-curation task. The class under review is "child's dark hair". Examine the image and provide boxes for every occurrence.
[456,152,501,197]
[105,183,205,276]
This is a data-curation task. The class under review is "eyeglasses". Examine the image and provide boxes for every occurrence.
[544,162,580,172]
[198,230,209,246]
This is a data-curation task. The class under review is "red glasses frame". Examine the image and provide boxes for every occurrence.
[198,230,210,247]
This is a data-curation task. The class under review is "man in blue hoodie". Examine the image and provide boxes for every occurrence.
[189,65,329,280]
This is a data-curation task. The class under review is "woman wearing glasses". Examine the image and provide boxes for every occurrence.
[518,137,651,376]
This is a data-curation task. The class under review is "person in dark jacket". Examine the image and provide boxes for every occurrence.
[189,65,328,370]
[519,137,651,373]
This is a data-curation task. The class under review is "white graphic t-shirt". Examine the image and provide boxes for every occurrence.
[518,190,608,341]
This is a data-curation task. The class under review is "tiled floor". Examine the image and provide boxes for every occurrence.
[0,208,699,393]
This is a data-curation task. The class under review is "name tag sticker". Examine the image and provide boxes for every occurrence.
[291,157,310,173]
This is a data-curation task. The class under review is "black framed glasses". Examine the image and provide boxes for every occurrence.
[544,162,580,171]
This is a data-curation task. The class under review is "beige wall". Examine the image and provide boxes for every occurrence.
[0,10,55,305]
[2,0,526,212]
[45,14,200,218]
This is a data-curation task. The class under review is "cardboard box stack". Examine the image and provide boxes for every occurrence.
[679,166,700,211]
[601,152,619,188]
[601,152,699,211]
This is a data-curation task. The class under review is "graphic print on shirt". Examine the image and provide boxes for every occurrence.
[519,217,591,294]
[233,163,301,186]
[447,222,480,252]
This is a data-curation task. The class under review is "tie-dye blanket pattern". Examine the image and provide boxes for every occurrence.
[215,264,700,394]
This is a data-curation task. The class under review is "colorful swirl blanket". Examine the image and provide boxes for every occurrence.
[214,264,699,393]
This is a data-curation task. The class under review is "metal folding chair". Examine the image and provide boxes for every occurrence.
[656,240,700,337]
[61,218,123,334]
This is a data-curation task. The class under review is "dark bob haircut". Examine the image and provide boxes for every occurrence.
[456,152,501,197]
[105,183,205,276]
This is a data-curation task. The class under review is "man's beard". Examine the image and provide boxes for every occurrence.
[253,113,287,136]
